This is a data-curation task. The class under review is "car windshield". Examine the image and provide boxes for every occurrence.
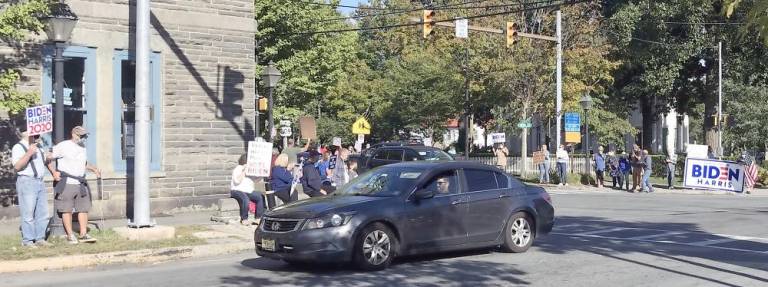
[335,167,424,197]
[419,150,453,161]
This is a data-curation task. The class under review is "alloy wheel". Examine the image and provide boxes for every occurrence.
[362,230,391,265]
[510,218,532,247]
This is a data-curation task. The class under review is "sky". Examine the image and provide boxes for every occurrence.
[337,0,369,16]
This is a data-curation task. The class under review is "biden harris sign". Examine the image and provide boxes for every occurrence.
[684,158,746,193]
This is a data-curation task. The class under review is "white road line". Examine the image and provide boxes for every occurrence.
[580,227,628,235]
[551,232,768,255]
[691,238,739,246]
[629,231,686,240]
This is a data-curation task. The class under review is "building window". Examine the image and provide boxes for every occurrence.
[112,50,162,172]
[41,46,98,165]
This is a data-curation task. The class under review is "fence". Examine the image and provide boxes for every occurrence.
[468,156,595,177]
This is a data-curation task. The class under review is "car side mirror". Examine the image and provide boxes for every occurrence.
[413,188,435,200]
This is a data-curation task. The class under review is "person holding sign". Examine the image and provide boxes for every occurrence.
[12,127,56,247]
[538,145,550,184]
[231,154,266,225]
[556,145,570,186]
[493,143,509,171]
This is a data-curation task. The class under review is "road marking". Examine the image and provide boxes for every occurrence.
[579,227,628,235]
[690,238,739,246]
[552,232,768,255]
[628,231,686,240]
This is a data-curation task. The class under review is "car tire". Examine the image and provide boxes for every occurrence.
[501,212,534,253]
[353,222,396,271]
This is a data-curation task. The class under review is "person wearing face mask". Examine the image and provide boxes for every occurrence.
[47,126,101,244]
[12,127,57,248]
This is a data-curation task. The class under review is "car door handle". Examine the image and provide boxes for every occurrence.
[499,194,510,198]
[451,199,464,205]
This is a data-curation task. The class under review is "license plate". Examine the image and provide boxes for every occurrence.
[261,239,276,251]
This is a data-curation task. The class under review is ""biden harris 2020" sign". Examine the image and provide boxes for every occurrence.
[684,158,746,193]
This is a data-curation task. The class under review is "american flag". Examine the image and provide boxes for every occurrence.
[745,162,759,189]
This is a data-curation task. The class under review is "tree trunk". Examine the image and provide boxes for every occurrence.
[640,95,655,150]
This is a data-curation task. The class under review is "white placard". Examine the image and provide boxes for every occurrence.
[455,19,468,39]
[683,158,746,193]
[25,104,53,136]
[332,137,342,147]
[423,137,433,147]
[245,141,274,177]
[686,144,709,159]
[491,133,506,144]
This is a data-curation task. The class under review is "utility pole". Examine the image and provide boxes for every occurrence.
[555,10,562,154]
[131,0,153,227]
[464,45,470,160]
[717,41,723,158]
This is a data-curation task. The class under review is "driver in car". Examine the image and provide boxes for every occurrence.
[436,177,451,194]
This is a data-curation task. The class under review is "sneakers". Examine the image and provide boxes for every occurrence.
[22,242,39,249]
[67,236,79,245]
[35,240,53,247]
[79,234,97,243]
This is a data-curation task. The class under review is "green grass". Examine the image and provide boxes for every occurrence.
[0,225,210,261]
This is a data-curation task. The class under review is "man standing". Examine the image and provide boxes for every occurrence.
[301,150,325,197]
[556,144,569,186]
[538,145,550,184]
[48,126,101,244]
[12,128,56,247]
[593,146,606,188]
[618,151,631,191]
[631,144,643,192]
[665,153,677,189]
[641,150,654,193]
[493,143,509,171]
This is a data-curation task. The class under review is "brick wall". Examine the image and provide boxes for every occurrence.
[0,0,255,219]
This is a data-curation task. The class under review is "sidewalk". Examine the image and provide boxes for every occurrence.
[0,210,257,273]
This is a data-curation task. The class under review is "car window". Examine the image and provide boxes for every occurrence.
[423,170,459,196]
[494,172,509,188]
[373,149,387,160]
[419,149,453,161]
[386,149,404,161]
[404,149,420,161]
[464,169,499,192]
[336,167,424,197]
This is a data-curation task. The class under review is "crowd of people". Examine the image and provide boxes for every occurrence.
[228,138,360,226]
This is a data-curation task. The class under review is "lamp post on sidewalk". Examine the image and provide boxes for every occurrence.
[42,2,78,144]
[260,61,281,142]
[579,93,593,175]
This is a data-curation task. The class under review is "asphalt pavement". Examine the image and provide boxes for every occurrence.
[3,190,768,287]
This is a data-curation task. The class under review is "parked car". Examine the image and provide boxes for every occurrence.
[357,143,454,173]
[254,161,555,271]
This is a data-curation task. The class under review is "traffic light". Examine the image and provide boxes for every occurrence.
[258,97,268,111]
[422,10,435,38]
[712,115,719,127]
[506,22,519,47]
[721,114,730,127]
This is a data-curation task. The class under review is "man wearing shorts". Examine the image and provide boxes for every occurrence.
[48,126,101,244]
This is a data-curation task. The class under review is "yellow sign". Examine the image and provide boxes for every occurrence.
[352,117,371,135]
[565,132,581,143]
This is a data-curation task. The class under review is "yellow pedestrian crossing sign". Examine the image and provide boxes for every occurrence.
[352,117,371,135]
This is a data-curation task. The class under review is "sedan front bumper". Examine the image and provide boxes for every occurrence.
[254,218,357,263]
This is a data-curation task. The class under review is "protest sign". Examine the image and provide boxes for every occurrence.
[26,105,53,136]
[491,133,506,143]
[332,137,342,147]
[299,117,317,139]
[532,151,545,165]
[245,141,274,177]
[683,158,746,193]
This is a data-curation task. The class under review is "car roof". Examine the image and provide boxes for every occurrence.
[374,145,443,152]
[385,160,503,172]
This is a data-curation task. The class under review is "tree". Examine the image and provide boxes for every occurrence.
[723,0,768,45]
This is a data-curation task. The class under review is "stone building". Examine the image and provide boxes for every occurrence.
[0,0,256,220]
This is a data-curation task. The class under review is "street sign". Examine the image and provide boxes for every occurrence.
[517,122,532,128]
[455,19,468,39]
[352,117,371,135]
[279,126,292,137]
[565,132,581,143]
[564,112,580,132]
[25,104,53,136]
[279,120,292,127]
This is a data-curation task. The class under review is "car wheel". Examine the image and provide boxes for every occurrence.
[353,223,396,271]
[501,212,534,253]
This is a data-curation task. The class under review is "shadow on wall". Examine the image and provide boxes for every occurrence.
[214,65,245,122]
[222,250,530,286]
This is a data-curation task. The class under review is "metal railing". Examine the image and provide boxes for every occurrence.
[468,156,594,177]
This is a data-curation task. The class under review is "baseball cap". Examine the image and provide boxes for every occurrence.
[72,126,89,136]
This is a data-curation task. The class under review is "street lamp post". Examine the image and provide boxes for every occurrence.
[41,2,77,237]
[42,2,78,144]
[579,93,593,175]
[260,61,281,142]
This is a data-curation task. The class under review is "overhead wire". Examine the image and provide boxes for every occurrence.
[316,0,493,23]
[288,0,588,35]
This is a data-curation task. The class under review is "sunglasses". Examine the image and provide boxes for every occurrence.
[437,181,448,185]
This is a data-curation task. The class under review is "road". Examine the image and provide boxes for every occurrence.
[3,191,768,287]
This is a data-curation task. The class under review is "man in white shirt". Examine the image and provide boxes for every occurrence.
[47,126,101,244]
[12,127,57,247]
[556,144,570,186]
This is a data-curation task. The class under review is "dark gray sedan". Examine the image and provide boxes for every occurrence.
[254,161,555,270]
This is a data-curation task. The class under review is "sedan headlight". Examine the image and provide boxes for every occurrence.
[303,212,355,230]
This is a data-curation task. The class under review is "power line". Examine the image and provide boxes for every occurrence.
[316,0,492,23]
[660,21,745,25]
[281,0,589,36]
[289,0,389,10]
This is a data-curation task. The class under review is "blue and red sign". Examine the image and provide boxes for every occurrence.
[684,158,746,192]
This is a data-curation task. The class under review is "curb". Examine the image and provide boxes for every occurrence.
[539,184,768,197]
[0,241,253,273]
